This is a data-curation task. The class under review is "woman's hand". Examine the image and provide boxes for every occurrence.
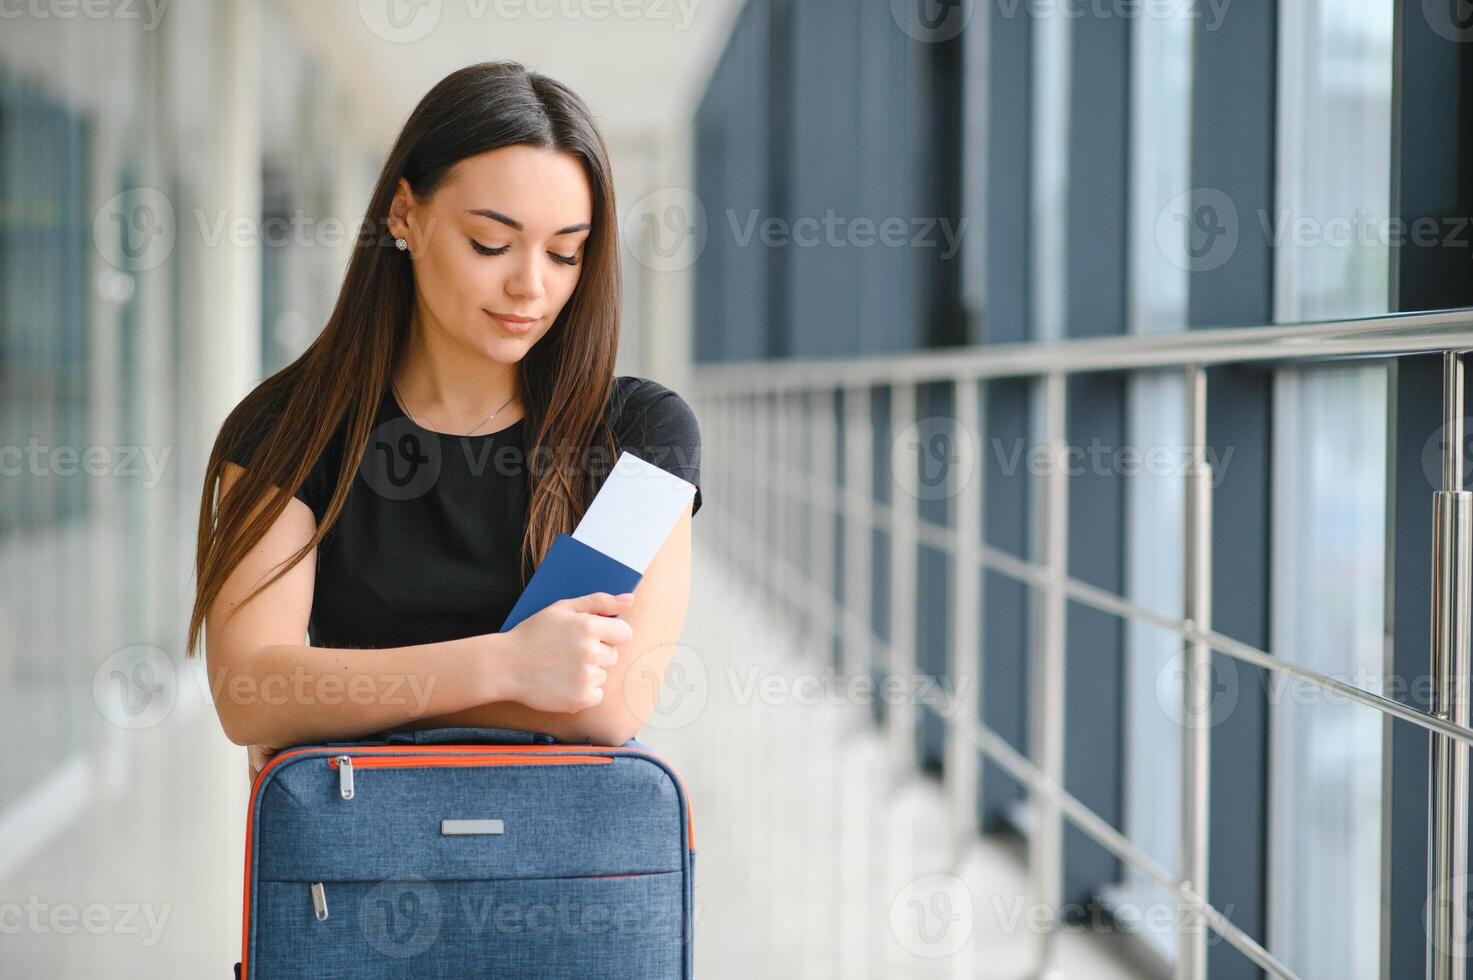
[500,592,635,713]
[247,743,279,785]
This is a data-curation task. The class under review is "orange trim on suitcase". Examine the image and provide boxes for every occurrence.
[328,753,613,769]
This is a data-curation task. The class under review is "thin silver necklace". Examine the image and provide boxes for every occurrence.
[391,378,516,437]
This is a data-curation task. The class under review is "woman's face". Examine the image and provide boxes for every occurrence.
[390,144,593,363]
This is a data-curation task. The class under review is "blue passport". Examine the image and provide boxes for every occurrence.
[498,532,643,632]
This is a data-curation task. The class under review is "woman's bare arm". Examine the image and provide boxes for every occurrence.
[206,462,520,748]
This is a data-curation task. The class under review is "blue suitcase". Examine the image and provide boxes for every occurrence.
[232,726,697,978]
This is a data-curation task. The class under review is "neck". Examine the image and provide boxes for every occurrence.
[393,312,522,428]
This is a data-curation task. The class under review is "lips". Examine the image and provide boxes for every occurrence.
[486,310,538,334]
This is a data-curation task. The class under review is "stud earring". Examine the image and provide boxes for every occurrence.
[395,237,408,251]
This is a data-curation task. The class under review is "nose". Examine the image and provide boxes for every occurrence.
[503,250,547,302]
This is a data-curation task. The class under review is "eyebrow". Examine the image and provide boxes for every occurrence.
[464,208,590,236]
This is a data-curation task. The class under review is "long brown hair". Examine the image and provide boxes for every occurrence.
[186,61,622,658]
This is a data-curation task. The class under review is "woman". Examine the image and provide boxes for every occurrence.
[185,61,702,783]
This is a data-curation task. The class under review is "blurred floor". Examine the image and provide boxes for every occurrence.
[0,538,1148,979]
[658,533,1151,979]
[0,677,246,977]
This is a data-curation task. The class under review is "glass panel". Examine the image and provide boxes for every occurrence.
[1267,0,1393,972]
[1029,5,1069,343]
[1126,3,1192,338]
[1274,0,1393,321]
[0,76,102,812]
[1268,364,1387,978]
[1120,371,1186,964]
[1115,2,1193,963]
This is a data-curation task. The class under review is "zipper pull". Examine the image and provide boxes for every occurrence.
[334,755,354,800]
[310,881,329,921]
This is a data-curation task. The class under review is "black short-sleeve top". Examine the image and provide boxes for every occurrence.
[226,375,702,650]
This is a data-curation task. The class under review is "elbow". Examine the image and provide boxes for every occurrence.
[577,704,642,747]
[552,698,638,747]
[216,706,259,747]
[592,724,641,748]
[206,643,278,747]
[212,681,269,746]
[219,720,252,747]
[208,670,255,745]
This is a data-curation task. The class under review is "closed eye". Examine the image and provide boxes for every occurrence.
[469,239,508,256]
[470,238,580,266]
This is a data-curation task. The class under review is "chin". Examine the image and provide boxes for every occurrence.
[481,336,534,362]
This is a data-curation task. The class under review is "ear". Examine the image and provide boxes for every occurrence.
[388,177,426,244]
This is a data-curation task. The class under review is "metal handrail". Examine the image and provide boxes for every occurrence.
[692,313,1473,980]
[695,309,1473,389]
[766,470,1473,752]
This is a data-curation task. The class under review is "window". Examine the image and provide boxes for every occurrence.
[1273,0,1393,322]
[1268,365,1387,978]
[1110,3,1194,963]
[1266,1,1393,973]
[1029,5,1070,343]
[1119,370,1186,964]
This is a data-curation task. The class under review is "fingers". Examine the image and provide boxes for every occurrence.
[585,613,634,646]
[562,591,636,617]
[248,744,278,782]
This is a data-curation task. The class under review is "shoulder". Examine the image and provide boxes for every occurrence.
[219,374,341,516]
[223,377,296,469]
[609,375,701,446]
[608,375,703,514]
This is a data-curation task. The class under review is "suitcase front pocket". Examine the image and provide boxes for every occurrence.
[252,872,686,979]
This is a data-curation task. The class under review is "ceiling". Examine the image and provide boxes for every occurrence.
[280,0,746,153]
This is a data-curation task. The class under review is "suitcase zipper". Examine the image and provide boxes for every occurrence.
[309,881,328,921]
[333,755,353,800]
[329,753,612,770]
[326,752,612,802]
[254,745,689,842]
